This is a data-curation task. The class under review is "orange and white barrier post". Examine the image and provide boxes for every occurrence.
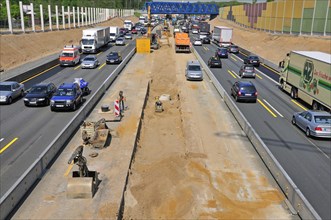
[114,100,120,117]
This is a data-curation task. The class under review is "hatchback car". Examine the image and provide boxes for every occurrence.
[0,81,24,104]
[239,64,256,78]
[215,47,228,58]
[125,33,133,40]
[24,83,56,106]
[193,39,202,46]
[81,55,99,69]
[202,37,210,44]
[208,56,222,68]
[244,55,260,67]
[231,81,257,102]
[115,37,125,46]
[50,83,83,111]
[228,45,239,53]
[106,52,122,64]
[185,60,203,81]
[292,110,331,138]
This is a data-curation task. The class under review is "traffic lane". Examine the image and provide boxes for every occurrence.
[0,43,136,195]
[194,45,331,219]
[235,51,280,82]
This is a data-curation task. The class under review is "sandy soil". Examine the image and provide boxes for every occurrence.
[0,16,138,72]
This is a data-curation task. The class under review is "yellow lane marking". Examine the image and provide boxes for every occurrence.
[205,47,209,51]
[125,44,129,47]
[227,70,237,78]
[0,138,18,154]
[257,99,277,118]
[96,51,102,56]
[98,63,106,70]
[261,63,279,74]
[20,65,59,83]
[230,56,237,62]
[239,51,248,56]
[74,65,81,70]
[291,99,308,111]
[64,162,74,177]
[203,46,207,51]
[256,74,262,79]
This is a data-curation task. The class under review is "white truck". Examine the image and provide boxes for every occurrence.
[212,26,233,47]
[109,26,119,42]
[279,51,331,111]
[124,20,133,31]
[81,27,110,53]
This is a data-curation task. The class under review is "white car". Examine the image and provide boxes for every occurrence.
[125,34,132,40]
[192,29,199,34]
[193,39,202,46]
[116,37,125,46]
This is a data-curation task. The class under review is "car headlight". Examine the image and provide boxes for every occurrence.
[38,98,45,101]
[24,98,29,101]
[66,100,73,104]
[51,100,55,104]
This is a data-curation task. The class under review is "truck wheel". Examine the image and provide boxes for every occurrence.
[290,88,297,99]
[312,101,319,110]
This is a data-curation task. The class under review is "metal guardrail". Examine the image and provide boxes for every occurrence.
[191,46,321,220]
[0,46,136,220]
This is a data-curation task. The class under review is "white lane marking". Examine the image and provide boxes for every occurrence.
[263,99,284,117]
[0,138,4,143]
[255,68,279,85]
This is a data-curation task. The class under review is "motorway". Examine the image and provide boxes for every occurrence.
[0,36,137,198]
[0,28,330,219]
[190,35,331,219]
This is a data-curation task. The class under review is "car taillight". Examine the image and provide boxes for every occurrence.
[238,91,241,96]
[255,91,258,96]
[315,127,322,131]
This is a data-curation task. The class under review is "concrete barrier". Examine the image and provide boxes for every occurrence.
[192,46,321,220]
[0,47,136,220]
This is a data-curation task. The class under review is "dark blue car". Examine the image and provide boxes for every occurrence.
[50,83,83,111]
[215,47,228,58]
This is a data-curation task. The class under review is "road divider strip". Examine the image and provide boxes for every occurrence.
[256,74,262,79]
[74,65,81,70]
[263,99,284,117]
[0,137,18,154]
[230,56,237,62]
[291,99,308,111]
[261,63,279,74]
[191,45,320,220]
[20,64,60,84]
[257,99,277,118]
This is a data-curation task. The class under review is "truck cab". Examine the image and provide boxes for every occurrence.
[59,45,81,67]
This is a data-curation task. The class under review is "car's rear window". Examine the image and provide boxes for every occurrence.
[188,65,201,71]
[314,115,331,124]
[240,86,256,93]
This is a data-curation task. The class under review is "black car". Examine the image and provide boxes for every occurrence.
[119,31,125,37]
[208,56,222,68]
[215,47,228,58]
[141,28,147,34]
[231,81,257,103]
[202,37,210,44]
[244,55,260,67]
[106,52,122,64]
[24,83,57,106]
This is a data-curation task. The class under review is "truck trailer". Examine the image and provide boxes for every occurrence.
[175,33,190,53]
[81,27,110,53]
[279,51,331,111]
[212,26,233,47]
[109,26,119,42]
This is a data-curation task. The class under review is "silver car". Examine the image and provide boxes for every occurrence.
[81,55,99,69]
[116,37,125,46]
[185,60,203,81]
[125,33,132,40]
[0,81,25,104]
[239,64,256,78]
[292,110,331,138]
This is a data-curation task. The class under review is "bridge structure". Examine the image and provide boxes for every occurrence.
[144,2,219,18]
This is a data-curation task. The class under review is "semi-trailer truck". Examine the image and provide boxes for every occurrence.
[198,22,210,40]
[81,27,110,53]
[279,51,331,111]
[212,26,233,47]
[109,26,119,42]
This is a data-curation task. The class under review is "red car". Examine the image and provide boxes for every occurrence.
[131,29,138,34]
